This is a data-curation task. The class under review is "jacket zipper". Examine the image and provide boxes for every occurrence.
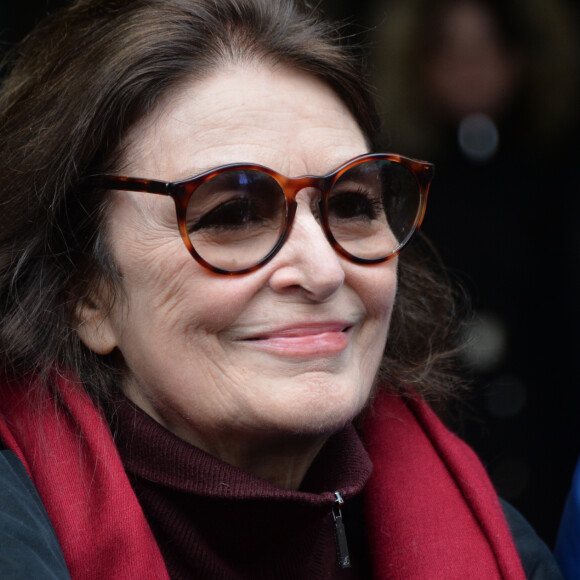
[332,491,351,568]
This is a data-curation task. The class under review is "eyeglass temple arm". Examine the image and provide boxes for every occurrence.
[416,164,435,190]
[84,176,174,196]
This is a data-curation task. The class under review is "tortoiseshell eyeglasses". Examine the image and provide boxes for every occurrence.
[85,153,434,275]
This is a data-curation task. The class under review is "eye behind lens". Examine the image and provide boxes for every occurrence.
[326,159,422,261]
[185,169,287,271]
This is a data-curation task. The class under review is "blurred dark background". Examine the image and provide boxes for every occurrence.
[2,0,579,549]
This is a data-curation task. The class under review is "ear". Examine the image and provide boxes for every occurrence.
[75,292,118,355]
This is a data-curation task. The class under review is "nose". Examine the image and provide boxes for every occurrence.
[267,196,345,301]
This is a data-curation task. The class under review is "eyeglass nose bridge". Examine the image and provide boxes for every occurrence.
[276,173,334,202]
[274,172,338,249]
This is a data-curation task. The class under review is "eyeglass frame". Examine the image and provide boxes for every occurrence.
[84,153,434,276]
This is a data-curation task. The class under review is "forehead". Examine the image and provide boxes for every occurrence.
[120,62,369,181]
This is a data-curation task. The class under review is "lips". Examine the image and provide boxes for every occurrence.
[240,322,353,358]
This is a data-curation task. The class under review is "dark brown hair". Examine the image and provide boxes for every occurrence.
[0,0,462,405]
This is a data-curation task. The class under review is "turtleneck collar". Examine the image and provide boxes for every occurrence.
[113,398,372,579]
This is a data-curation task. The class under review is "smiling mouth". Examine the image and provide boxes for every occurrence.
[241,324,353,357]
[246,325,351,341]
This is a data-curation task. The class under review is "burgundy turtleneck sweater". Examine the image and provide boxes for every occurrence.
[112,400,373,579]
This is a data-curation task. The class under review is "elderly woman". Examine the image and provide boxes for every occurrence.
[0,1,561,579]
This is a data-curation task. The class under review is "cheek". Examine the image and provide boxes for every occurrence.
[118,251,195,337]
[115,233,268,343]
[355,260,398,324]
[359,263,398,371]
[113,217,267,334]
[348,261,397,366]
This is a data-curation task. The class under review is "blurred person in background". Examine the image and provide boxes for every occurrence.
[370,0,580,547]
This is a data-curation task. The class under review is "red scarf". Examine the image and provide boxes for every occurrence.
[0,374,525,579]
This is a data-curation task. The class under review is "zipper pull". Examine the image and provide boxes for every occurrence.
[332,491,351,569]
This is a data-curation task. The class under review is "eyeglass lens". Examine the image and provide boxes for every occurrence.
[186,159,421,272]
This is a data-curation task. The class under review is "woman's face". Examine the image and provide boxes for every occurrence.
[79,63,397,466]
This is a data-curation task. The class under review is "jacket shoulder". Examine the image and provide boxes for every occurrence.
[501,499,564,580]
[0,447,71,579]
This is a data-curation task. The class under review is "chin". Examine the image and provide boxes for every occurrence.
[266,391,368,436]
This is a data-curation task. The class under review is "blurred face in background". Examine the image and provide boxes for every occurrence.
[425,0,521,120]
